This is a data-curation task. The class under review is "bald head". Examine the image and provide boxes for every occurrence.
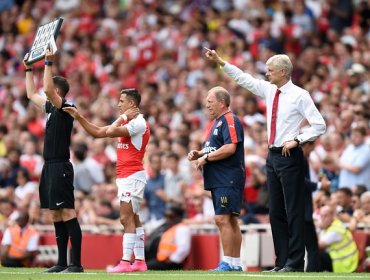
[208,86,231,107]
[319,205,335,229]
[320,205,334,216]
[206,86,231,120]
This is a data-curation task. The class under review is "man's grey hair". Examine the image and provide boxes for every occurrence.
[266,54,293,80]
[209,86,230,107]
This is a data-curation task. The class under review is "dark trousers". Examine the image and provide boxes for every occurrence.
[147,259,183,270]
[304,220,319,272]
[317,250,333,272]
[1,257,26,267]
[266,147,305,269]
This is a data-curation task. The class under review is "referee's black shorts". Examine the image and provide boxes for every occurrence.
[39,160,75,210]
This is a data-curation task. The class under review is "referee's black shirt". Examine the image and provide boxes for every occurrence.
[43,100,74,161]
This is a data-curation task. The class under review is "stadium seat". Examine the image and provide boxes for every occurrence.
[352,231,370,272]
[183,234,220,270]
[35,245,58,267]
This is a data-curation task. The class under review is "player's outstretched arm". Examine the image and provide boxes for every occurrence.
[203,47,226,67]
[23,53,46,110]
[63,107,109,138]
[43,49,63,108]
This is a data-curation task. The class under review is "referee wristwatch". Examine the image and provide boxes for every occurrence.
[294,137,300,146]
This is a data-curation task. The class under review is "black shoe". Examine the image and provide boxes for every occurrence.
[43,265,67,273]
[278,266,304,272]
[60,265,84,273]
[262,266,282,272]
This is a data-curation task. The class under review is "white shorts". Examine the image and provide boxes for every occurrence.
[116,171,146,214]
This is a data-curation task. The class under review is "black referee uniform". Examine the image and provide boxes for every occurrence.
[39,99,83,273]
[39,100,75,210]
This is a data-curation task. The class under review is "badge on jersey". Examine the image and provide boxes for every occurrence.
[216,121,222,127]
[220,196,228,208]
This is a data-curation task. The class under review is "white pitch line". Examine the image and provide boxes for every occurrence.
[0,271,98,275]
[153,274,370,278]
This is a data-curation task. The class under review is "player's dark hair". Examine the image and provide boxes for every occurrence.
[53,76,70,97]
[120,88,141,106]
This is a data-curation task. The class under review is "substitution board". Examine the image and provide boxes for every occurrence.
[25,17,64,65]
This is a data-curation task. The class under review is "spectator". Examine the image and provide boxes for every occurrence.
[72,142,104,195]
[0,199,16,227]
[19,140,43,181]
[146,205,191,270]
[144,153,166,224]
[317,205,358,273]
[328,132,346,168]
[339,125,370,190]
[1,148,23,189]
[184,189,215,225]
[93,199,120,226]
[327,0,354,35]
[350,193,362,212]
[349,191,370,231]
[309,134,331,180]
[0,124,8,157]
[171,138,192,184]
[335,110,354,138]
[162,152,187,208]
[312,189,332,221]
[14,168,37,212]
[0,212,39,267]
[320,154,340,191]
[334,187,354,223]
[351,184,368,198]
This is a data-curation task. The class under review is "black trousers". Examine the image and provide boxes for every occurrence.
[266,146,305,269]
[317,250,333,272]
[304,220,319,272]
[1,257,25,267]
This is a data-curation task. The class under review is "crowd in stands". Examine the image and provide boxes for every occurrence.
[0,0,369,244]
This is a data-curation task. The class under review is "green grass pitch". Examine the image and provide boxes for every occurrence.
[0,268,369,280]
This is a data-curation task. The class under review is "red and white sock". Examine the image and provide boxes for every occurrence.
[134,227,145,260]
[123,233,136,261]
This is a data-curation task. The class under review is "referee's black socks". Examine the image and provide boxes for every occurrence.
[54,221,68,267]
[65,218,82,267]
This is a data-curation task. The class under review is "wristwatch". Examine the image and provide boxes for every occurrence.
[203,153,210,163]
[294,137,300,145]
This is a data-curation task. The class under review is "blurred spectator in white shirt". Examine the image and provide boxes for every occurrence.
[339,125,370,190]
[72,142,104,195]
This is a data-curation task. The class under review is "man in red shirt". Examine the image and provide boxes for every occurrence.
[64,88,150,272]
